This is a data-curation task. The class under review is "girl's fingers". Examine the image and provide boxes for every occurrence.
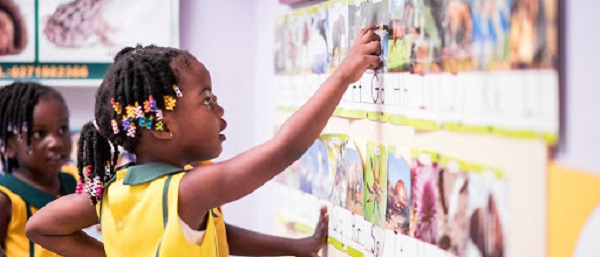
[364,55,382,70]
[362,41,382,56]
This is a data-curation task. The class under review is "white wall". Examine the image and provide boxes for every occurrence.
[556,0,600,173]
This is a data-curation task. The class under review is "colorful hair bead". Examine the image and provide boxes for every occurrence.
[127,124,137,138]
[6,122,13,133]
[111,119,120,134]
[21,121,28,132]
[111,98,122,114]
[134,102,143,118]
[155,120,164,131]
[76,181,84,194]
[143,100,151,113]
[86,165,93,176]
[149,95,157,112]
[139,117,146,127]
[146,116,153,130]
[122,117,131,131]
[173,84,183,98]
[164,96,177,111]
[126,105,135,119]
[156,110,163,120]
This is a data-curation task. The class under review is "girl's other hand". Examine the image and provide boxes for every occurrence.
[334,25,382,85]
[294,205,329,257]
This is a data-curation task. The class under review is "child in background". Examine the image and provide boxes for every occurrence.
[26,26,383,257]
[0,82,75,257]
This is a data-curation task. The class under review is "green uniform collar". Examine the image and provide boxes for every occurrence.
[0,173,76,209]
[123,162,184,186]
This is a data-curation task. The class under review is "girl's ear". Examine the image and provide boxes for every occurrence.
[147,129,174,140]
[147,121,174,140]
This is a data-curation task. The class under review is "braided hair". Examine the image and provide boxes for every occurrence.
[77,45,193,205]
[0,81,65,173]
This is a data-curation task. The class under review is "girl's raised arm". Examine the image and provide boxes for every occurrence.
[26,193,104,257]
[179,26,382,225]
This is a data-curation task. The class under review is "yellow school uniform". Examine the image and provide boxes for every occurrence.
[0,173,76,257]
[98,162,229,257]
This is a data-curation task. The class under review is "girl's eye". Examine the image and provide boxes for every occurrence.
[58,126,69,135]
[203,97,213,106]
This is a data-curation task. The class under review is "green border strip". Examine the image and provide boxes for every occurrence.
[327,237,364,257]
[277,106,558,145]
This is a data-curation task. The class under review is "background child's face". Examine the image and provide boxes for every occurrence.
[167,58,227,162]
[9,97,71,175]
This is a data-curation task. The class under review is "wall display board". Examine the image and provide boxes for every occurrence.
[0,0,179,86]
[274,0,559,144]
[272,0,555,256]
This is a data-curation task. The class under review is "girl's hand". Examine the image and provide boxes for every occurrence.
[295,205,329,257]
[333,25,383,85]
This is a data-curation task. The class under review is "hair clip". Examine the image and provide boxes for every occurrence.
[127,124,136,138]
[121,117,131,131]
[105,161,112,177]
[26,146,31,154]
[17,133,22,142]
[93,176,103,197]
[111,98,122,114]
[146,116,154,130]
[21,122,28,132]
[164,96,177,111]
[143,100,151,113]
[111,119,120,134]
[126,105,135,119]
[173,84,183,98]
[138,117,146,127]
[134,102,144,118]
[155,120,164,131]
[149,95,157,112]
[6,122,13,133]
[156,110,163,120]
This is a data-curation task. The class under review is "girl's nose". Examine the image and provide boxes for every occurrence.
[46,134,65,150]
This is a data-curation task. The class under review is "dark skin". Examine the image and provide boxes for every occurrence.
[0,96,72,255]
[26,26,383,257]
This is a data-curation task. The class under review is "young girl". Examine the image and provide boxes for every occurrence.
[0,82,75,257]
[26,26,383,257]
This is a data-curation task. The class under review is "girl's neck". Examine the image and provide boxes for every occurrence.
[11,168,61,195]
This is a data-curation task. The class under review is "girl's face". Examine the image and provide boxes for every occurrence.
[168,58,227,162]
[10,97,71,176]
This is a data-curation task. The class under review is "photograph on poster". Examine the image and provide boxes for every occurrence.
[345,140,364,215]
[364,142,387,227]
[323,134,348,208]
[328,1,348,70]
[38,0,176,62]
[0,0,35,62]
[387,0,413,72]
[467,170,507,257]
[310,139,330,200]
[441,0,473,72]
[310,5,329,74]
[274,15,288,74]
[410,152,439,244]
[435,159,470,256]
[509,0,558,69]
[470,0,511,70]
[386,146,411,235]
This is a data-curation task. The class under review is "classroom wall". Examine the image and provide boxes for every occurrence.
[556,0,600,173]
[52,0,600,240]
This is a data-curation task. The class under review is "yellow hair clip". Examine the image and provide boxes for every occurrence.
[164,95,177,111]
